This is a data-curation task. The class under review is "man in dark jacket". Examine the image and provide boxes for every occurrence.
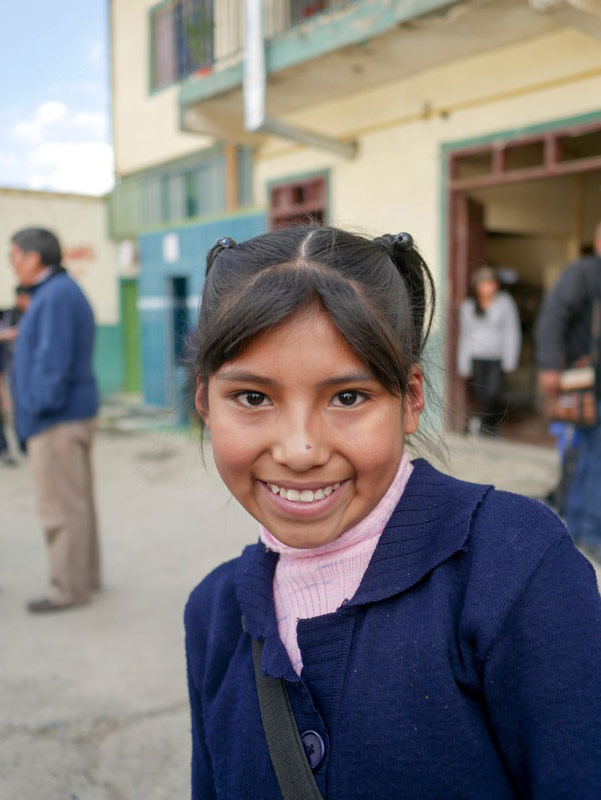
[536,221,601,559]
[10,228,100,613]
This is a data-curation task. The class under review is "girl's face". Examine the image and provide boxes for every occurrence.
[476,278,499,303]
[199,306,423,549]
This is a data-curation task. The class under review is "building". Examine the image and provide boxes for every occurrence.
[0,188,123,397]
[109,0,601,430]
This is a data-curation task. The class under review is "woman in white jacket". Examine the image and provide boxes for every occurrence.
[457,267,522,435]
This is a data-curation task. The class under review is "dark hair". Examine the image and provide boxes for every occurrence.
[194,224,435,420]
[470,266,499,316]
[11,228,62,267]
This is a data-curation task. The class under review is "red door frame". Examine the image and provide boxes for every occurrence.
[445,120,601,430]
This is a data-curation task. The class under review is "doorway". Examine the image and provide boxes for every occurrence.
[447,121,601,442]
[168,275,191,421]
[120,279,142,394]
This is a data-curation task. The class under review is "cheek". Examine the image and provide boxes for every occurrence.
[208,415,259,484]
[346,404,405,477]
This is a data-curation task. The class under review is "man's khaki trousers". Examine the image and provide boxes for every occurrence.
[28,418,100,605]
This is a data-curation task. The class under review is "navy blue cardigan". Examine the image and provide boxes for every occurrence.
[185,460,601,799]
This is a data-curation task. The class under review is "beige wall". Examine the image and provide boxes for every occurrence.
[472,171,601,240]
[255,28,601,295]
[111,0,213,175]
[0,190,119,325]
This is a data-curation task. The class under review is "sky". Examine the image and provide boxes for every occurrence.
[0,0,113,196]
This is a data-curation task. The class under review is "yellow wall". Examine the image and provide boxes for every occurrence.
[0,190,119,325]
[255,28,601,291]
[111,0,213,175]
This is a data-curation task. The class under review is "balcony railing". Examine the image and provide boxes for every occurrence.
[150,0,350,91]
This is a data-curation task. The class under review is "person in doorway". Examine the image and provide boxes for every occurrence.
[185,226,601,799]
[457,266,521,435]
[536,222,601,560]
[9,228,100,613]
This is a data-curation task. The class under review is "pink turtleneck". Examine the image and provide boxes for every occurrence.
[259,452,413,674]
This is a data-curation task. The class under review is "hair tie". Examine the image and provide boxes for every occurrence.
[393,232,414,252]
[206,236,237,276]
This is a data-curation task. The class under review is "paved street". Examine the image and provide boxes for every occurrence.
[0,420,594,799]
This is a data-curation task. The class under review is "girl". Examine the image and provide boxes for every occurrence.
[185,226,601,800]
[457,266,521,436]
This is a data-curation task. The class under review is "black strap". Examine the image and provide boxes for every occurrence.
[251,637,324,800]
[587,262,601,366]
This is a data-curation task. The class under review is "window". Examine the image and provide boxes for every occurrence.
[454,152,493,181]
[290,0,330,25]
[151,0,214,91]
[558,129,601,162]
[269,174,328,229]
[185,171,198,217]
[505,141,545,172]
[109,147,253,237]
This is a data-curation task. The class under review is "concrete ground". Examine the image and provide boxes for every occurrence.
[0,419,593,799]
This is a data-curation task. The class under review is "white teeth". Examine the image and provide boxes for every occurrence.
[266,481,343,503]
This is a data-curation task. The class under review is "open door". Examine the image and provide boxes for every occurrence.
[447,194,486,430]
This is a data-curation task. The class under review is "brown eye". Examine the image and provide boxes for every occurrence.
[335,391,360,406]
[241,391,267,406]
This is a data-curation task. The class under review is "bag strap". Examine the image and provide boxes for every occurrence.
[587,262,601,366]
[250,636,324,800]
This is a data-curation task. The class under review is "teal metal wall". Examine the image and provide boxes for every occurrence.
[94,323,124,397]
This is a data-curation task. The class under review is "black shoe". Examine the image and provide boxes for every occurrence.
[0,450,17,466]
[26,598,82,614]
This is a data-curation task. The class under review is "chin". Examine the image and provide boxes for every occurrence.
[271,522,341,550]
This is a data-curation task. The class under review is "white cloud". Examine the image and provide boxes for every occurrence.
[12,119,44,145]
[11,100,68,145]
[28,174,47,191]
[4,100,113,196]
[72,111,108,138]
[30,140,114,195]
[0,153,18,169]
[37,101,67,125]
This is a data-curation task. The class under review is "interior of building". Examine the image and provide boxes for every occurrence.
[460,166,601,443]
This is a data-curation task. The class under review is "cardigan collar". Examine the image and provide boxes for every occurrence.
[236,458,491,681]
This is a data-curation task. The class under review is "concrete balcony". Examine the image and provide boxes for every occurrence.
[178,0,561,144]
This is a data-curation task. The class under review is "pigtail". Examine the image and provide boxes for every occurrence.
[373,233,436,357]
[206,236,237,276]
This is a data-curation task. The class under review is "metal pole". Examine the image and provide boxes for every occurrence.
[243,0,357,158]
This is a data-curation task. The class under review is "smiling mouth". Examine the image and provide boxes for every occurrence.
[262,481,343,504]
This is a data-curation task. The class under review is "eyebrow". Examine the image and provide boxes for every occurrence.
[216,369,376,388]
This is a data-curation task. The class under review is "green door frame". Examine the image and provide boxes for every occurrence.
[120,277,143,394]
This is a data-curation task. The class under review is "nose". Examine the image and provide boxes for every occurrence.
[271,409,329,472]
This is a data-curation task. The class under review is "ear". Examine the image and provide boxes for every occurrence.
[403,365,424,436]
[195,375,209,427]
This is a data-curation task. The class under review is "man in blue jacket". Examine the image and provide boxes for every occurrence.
[536,221,601,560]
[10,228,100,613]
